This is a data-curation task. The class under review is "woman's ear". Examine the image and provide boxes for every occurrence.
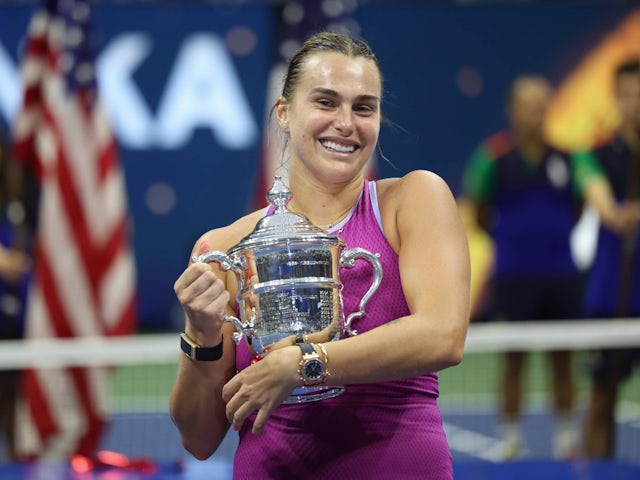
[275,97,289,131]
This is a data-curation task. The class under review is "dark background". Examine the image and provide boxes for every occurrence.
[0,0,637,330]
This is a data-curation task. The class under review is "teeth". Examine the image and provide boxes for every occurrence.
[321,140,355,153]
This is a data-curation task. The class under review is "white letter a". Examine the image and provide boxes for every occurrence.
[154,33,258,150]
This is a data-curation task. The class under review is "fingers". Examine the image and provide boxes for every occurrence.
[222,372,256,432]
[222,351,298,434]
[252,408,271,435]
[175,264,229,309]
[224,382,278,435]
[174,263,230,340]
[221,381,234,405]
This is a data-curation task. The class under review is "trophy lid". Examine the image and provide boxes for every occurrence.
[230,176,343,252]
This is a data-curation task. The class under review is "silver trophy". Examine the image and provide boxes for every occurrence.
[192,176,383,403]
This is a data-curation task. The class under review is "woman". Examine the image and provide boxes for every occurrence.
[171,32,470,479]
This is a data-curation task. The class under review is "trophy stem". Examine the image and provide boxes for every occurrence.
[284,385,345,404]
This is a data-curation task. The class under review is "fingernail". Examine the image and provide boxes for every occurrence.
[233,425,239,431]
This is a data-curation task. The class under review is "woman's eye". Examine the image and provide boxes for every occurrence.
[354,104,375,114]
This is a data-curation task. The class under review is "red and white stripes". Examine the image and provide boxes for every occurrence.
[12,1,136,459]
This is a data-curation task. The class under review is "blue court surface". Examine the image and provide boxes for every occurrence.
[1,460,640,480]
[0,408,638,479]
[1,458,640,480]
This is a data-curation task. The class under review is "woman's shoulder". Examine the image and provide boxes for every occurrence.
[375,170,452,206]
[191,209,265,256]
[374,171,457,249]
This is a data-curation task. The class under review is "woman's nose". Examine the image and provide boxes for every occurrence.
[334,107,354,134]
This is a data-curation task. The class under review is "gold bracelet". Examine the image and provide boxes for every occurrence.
[317,343,330,379]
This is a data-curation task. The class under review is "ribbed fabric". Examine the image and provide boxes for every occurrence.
[233,180,452,479]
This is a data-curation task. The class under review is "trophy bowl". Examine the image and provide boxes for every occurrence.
[192,177,382,403]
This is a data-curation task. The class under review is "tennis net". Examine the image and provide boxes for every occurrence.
[439,319,640,463]
[0,319,638,465]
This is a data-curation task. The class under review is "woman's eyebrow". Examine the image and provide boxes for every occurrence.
[310,87,380,103]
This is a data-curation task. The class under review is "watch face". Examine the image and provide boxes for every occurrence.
[302,359,325,382]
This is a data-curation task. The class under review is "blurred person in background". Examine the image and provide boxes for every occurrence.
[573,58,640,459]
[0,127,33,461]
[461,75,583,460]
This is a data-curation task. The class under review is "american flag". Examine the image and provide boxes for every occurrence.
[252,0,372,209]
[12,0,136,459]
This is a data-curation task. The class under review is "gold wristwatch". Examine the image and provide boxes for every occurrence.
[297,343,327,386]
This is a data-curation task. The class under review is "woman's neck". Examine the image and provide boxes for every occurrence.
[286,172,364,229]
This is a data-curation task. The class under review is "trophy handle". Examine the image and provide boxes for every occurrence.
[191,250,235,272]
[223,314,254,345]
[339,247,383,336]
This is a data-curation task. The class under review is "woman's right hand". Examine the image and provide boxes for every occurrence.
[174,241,230,346]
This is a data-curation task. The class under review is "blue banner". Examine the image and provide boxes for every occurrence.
[0,1,637,329]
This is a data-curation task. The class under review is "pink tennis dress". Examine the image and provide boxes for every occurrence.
[233,180,453,479]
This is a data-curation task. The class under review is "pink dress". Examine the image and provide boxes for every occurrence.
[233,180,453,479]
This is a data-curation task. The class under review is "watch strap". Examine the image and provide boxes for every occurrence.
[180,333,223,361]
[299,343,316,355]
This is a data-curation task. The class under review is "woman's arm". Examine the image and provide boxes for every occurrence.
[169,215,258,459]
[169,320,237,459]
[325,170,470,382]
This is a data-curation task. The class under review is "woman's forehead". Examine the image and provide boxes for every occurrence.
[297,52,382,97]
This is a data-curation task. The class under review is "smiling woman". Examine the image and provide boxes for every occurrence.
[274,50,382,206]
[170,31,470,479]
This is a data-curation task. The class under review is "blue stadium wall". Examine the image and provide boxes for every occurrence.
[0,1,637,330]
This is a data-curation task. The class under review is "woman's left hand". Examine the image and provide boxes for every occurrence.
[222,346,301,435]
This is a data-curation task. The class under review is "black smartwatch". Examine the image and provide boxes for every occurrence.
[180,333,223,361]
[297,343,327,385]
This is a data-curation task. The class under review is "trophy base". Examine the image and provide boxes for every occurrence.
[283,385,345,404]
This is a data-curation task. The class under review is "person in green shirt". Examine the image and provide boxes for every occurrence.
[462,75,582,459]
